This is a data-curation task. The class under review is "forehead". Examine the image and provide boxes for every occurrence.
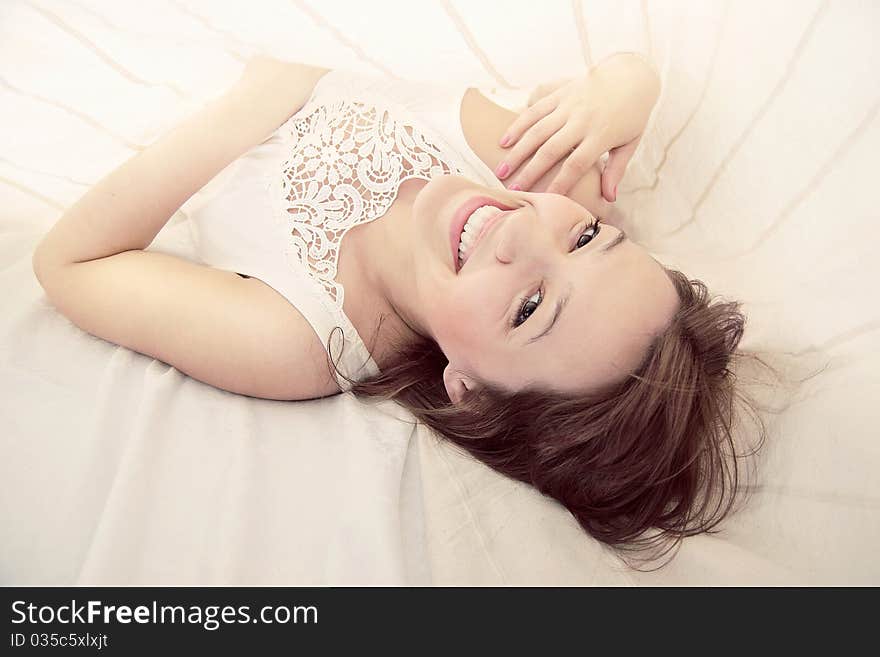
[515,241,677,392]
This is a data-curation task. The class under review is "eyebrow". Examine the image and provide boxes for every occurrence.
[601,228,627,253]
[526,228,627,344]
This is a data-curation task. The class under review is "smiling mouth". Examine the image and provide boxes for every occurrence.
[458,209,508,269]
[452,195,517,273]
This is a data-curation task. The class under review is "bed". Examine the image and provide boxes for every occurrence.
[2,0,878,585]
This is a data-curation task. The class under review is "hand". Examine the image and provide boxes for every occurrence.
[496,53,660,201]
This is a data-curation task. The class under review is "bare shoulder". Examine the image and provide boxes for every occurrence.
[235,273,344,399]
[459,87,612,220]
[240,57,331,92]
[242,56,330,79]
[237,57,332,120]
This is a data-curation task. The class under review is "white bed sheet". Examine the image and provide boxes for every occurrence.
[2,0,878,585]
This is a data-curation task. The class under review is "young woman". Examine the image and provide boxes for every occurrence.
[32,53,753,560]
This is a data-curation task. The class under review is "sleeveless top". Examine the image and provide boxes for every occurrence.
[184,69,511,391]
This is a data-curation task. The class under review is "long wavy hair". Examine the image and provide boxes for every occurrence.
[330,267,767,567]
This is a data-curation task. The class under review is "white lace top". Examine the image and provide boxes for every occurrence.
[185,69,512,390]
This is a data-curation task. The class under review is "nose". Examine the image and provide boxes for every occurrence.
[494,233,515,264]
[493,208,529,264]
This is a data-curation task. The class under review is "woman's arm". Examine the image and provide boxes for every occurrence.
[32,58,329,272]
[30,59,344,402]
[527,53,658,107]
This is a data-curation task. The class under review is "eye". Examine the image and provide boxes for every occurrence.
[511,288,543,328]
[573,218,601,249]
[507,218,599,330]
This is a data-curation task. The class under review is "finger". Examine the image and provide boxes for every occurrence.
[507,126,586,191]
[499,93,558,148]
[568,134,606,177]
[544,134,604,195]
[601,137,640,202]
[545,140,601,196]
[496,112,566,180]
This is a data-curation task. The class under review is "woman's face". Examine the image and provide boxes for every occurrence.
[409,174,679,402]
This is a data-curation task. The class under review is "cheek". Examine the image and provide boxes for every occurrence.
[430,285,496,359]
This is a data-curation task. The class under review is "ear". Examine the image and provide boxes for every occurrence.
[442,363,481,405]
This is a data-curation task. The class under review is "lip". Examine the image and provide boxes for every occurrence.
[450,195,516,273]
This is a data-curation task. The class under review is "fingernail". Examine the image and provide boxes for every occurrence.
[612,184,617,201]
[509,183,522,191]
[495,163,510,179]
[500,134,511,147]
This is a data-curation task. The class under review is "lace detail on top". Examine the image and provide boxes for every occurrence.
[269,98,464,310]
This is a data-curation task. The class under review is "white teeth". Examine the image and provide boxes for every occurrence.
[458,205,502,268]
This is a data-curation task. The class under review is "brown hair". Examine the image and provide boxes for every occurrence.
[332,268,766,567]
